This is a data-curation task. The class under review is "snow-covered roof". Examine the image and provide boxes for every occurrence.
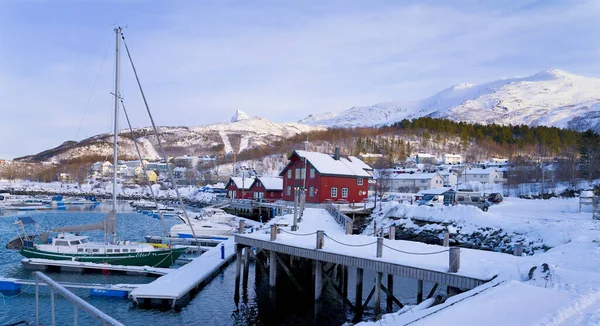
[443,154,462,158]
[173,167,187,172]
[415,187,454,196]
[391,172,442,180]
[289,150,372,178]
[227,177,251,190]
[463,168,498,175]
[416,153,435,158]
[256,177,283,191]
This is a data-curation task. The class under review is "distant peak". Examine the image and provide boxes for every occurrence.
[530,68,573,80]
[231,109,250,123]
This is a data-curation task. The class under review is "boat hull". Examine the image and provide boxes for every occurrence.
[20,247,187,268]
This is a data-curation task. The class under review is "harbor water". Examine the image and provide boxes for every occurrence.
[0,202,442,325]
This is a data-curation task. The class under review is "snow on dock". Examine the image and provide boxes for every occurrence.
[21,258,172,276]
[129,237,236,309]
[237,208,522,286]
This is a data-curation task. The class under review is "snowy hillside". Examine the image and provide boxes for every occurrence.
[17,116,325,163]
[302,69,600,132]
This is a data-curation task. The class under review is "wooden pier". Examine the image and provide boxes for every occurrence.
[0,277,139,297]
[231,207,518,322]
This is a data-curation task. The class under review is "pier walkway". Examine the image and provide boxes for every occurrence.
[234,207,522,319]
[129,237,236,309]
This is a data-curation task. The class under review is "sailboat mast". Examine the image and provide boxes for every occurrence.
[113,27,121,213]
[110,26,121,244]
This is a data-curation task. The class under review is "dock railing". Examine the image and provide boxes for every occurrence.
[34,271,124,326]
[324,203,353,233]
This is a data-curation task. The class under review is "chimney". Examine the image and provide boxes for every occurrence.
[334,147,340,160]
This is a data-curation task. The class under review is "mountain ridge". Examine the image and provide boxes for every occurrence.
[301,69,600,132]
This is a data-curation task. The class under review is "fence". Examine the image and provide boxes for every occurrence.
[324,203,353,231]
[34,271,124,326]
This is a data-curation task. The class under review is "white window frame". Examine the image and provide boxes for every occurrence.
[286,186,291,196]
[331,187,338,197]
[357,178,363,186]
[287,169,292,179]
[309,186,315,197]
[310,168,315,178]
[341,188,348,198]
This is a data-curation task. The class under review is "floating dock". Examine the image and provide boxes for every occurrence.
[21,258,172,277]
[0,277,139,297]
[129,237,236,310]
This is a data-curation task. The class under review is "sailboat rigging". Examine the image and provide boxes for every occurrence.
[11,27,187,268]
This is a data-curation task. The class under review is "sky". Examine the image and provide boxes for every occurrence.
[1,0,600,159]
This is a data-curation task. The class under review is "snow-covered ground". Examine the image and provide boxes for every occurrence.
[358,197,600,325]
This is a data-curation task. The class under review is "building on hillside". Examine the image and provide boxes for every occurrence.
[174,155,200,169]
[249,177,283,201]
[279,149,372,203]
[225,177,253,199]
[146,162,174,173]
[359,153,384,164]
[442,154,462,165]
[491,157,508,164]
[438,170,458,188]
[460,168,500,184]
[415,153,436,165]
[120,167,136,181]
[173,167,187,180]
[385,172,445,193]
[199,155,217,161]
[59,173,72,183]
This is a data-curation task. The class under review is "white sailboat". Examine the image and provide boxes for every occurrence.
[13,27,187,268]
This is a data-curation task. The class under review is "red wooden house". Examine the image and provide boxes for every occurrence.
[225,177,253,199]
[248,177,283,201]
[279,148,373,203]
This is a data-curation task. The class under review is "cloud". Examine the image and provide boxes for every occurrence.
[1,0,600,158]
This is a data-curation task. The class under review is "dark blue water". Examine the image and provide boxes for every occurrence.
[0,203,442,325]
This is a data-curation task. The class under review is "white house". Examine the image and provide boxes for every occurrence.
[387,172,445,193]
[461,168,500,184]
[443,154,462,165]
[438,170,458,187]
[415,153,436,164]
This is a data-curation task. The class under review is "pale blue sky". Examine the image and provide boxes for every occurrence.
[1,0,599,159]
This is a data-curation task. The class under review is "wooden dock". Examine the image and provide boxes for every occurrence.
[129,237,236,310]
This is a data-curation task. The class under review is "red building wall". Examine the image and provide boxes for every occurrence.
[250,183,283,201]
[225,182,253,199]
[281,156,370,203]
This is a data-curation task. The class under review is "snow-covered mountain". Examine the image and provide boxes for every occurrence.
[17,117,324,163]
[302,69,600,132]
[230,109,250,123]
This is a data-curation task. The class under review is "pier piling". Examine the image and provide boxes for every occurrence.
[269,251,277,288]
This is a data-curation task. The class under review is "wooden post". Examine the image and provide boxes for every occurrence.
[242,247,250,289]
[345,220,353,235]
[316,230,324,249]
[389,225,396,240]
[386,274,394,312]
[449,247,460,273]
[234,245,243,303]
[355,267,363,315]
[239,220,245,234]
[374,272,382,317]
[417,280,423,304]
[376,237,383,258]
[315,260,323,301]
[373,220,377,237]
[269,251,277,287]
[342,266,348,298]
[292,188,299,231]
[443,231,449,247]
[270,224,277,241]
[514,243,523,256]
